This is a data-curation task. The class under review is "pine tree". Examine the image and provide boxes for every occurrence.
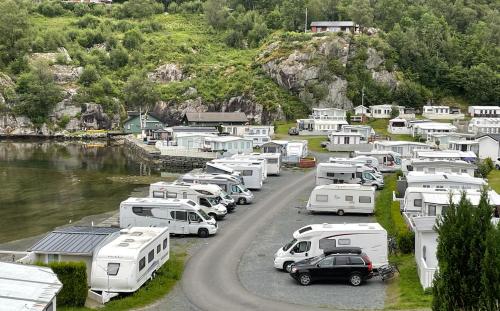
[480,221,500,310]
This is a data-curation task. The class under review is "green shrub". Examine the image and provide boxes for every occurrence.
[57,115,71,129]
[75,14,101,29]
[123,30,144,50]
[478,158,494,178]
[114,0,163,19]
[77,29,106,48]
[37,1,67,17]
[45,261,87,307]
[108,46,129,68]
[327,59,345,76]
[79,65,100,86]
[397,231,415,254]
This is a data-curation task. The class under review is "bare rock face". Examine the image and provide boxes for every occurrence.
[365,48,384,70]
[153,97,207,126]
[51,65,83,84]
[0,115,37,135]
[372,70,398,90]
[30,47,72,64]
[51,88,80,120]
[65,118,81,131]
[80,103,111,130]
[0,72,15,107]
[148,64,184,83]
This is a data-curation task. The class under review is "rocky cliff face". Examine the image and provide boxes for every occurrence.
[257,34,398,110]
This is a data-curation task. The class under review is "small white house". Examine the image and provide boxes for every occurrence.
[468,106,500,117]
[413,150,477,163]
[413,216,438,289]
[476,134,500,160]
[406,172,486,190]
[326,132,371,152]
[354,105,369,115]
[373,141,432,158]
[426,132,475,149]
[310,108,346,120]
[0,262,63,311]
[175,133,217,149]
[296,108,348,135]
[405,159,476,177]
[340,124,375,141]
[370,105,415,119]
[203,136,253,155]
[468,118,500,134]
[422,105,464,120]
[222,125,274,147]
[411,122,457,139]
[448,140,479,154]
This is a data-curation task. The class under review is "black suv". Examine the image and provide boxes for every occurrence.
[290,247,373,286]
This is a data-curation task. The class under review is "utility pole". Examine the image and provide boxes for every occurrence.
[361,86,365,106]
[304,7,308,33]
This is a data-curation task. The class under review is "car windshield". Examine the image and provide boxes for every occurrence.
[207,197,217,206]
[198,209,210,221]
[283,239,297,251]
[221,191,232,200]
[239,184,249,192]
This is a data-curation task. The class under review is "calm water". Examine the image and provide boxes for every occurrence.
[0,141,145,243]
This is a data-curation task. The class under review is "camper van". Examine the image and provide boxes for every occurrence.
[205,162,243,182]
[354,150,402,172]
[273,223,388,272]
[316,163,384,189]
[90,227,169,300]
[306,184,375,215]
[208,160,264,190]
[119,198,218,238]
[149,182,228,219]
[232,153,281,176]
[180,173,254,204]
[211,158,267,181]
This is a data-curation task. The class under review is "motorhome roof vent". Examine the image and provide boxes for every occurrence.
[130,232,143,236]
[358,224,368,226]
[118,243,129,247]
[124,239,134,242]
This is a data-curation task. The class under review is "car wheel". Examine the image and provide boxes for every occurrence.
[283,261,294,273]
[299,273,312,286]
[337,209,345,216]
[349,273,362,286]
[238,198,247,205]
[496,165,500,170]
[374,184,379,190]
[198,228,209,238]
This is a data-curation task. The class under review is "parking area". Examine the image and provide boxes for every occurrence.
[237,181,386,310]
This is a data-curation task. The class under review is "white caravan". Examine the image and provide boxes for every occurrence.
[328,157,382,178]
[119,198,217,238]
[406,172,486,190]
[287,140,308,158]
[149,182,227,219]
[306,184,375,215]
[90,227,169,300]
[315,163,384,189]
[208,161,264,190]
[211,158,267,181]
[412,150,477,163]
[180,173,254,204]
[205,162,243,181]
[402,159,476,177]
[273,223,388,272]
[232,153,281,176]
[354,150,402,172]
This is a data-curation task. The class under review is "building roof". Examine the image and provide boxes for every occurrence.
[414,122,457,130]
[124,112,162,124]
[0,262,62,311]
[28,226,120,255]
[311,21,356,27]
[329,131,362,137]
[413,216,437,232]
[375,140,431,147]
[477,134,500,142]
[469,106,500,110]
[184,112,248,123]
[204,136,252,143]
[170,126,219,133]
[406,172,485,185]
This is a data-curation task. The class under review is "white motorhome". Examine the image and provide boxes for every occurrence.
[211,158,267,181]
[373,141,432,158]
[273,223,388,272]
[316,163,384,189]
[204,162,244,184]
[328,156,381,174]
[306,184,375,215]
[354,150,402,172]
[149,182,227,220]
[208,160,264,190]
[119,198,217,238]
[406,172,486,190]
[232,153,281,176]
[181,173,254,204]
[90,227,169,301]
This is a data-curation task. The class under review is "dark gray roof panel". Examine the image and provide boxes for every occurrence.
[28,226,120,255]
[185,112,248,123]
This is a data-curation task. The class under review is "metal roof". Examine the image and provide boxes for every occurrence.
[311,21,356,27]
[28,226,120,255]
[477,134,500,142]
[184,112,248,123]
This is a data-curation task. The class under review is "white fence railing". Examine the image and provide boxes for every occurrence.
[156,145,216,159]
[419,257,437,289]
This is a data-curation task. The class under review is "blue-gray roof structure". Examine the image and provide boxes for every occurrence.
[28,226,120,255]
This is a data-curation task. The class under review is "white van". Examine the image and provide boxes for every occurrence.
[232,153,281,176]
[208,161,264,190]
[119,198,217,238]
[181,173,254,205]
[329,156,380,170]
[90,227,169,302]
[211,158,267,181]
[306,184,375,215]
[149,182,227,219]
[273,223,388,272]
[316,163,384,189]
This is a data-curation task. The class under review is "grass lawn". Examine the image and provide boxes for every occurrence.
[367,119,416,142]
[375,174,433,310]
[487,169,500,193]
[274,121,329,153]
[60,251,186,311]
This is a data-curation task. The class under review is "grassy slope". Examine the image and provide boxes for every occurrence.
[61,251,186,311]
[274,121,328,153]
[487,169,500,193]
[375,175,432,310]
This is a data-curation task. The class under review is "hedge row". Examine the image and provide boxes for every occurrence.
[41,261,88,307]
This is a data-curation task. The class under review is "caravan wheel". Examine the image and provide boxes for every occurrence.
[337,210,345,216]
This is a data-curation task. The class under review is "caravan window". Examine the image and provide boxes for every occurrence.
[170,211,188,221]
[163,238,168,250]
[139,257,146,271]
[316,195,328,202]
[107,263,120,276]
[338,238,351,245]
[359,196,371,203]
[428,205,437,216]
[186,200,197,206]
[319,238,336,250]
[326,172,335,177]
[345,196,353,202]
[132,206,153,216]
[148,250,154,263]
[166,192,177,198]
[293,241,311,253]
[414,199,423,207]
[241,170,253,176]
[268,158,278,164]
[152,191,164,198]
[157,245,161,254]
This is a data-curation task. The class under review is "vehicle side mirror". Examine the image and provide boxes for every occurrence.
[290,250,295,255]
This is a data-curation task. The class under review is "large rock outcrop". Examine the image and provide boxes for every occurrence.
[148,64,184,83]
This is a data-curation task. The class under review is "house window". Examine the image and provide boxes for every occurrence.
[316,195,328,202]
[344,137,350,144]
[428,205,436,216]
[148,249,154,263]
[359,196,371,203]
[139,257,146,271]
[47,254,59,263]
